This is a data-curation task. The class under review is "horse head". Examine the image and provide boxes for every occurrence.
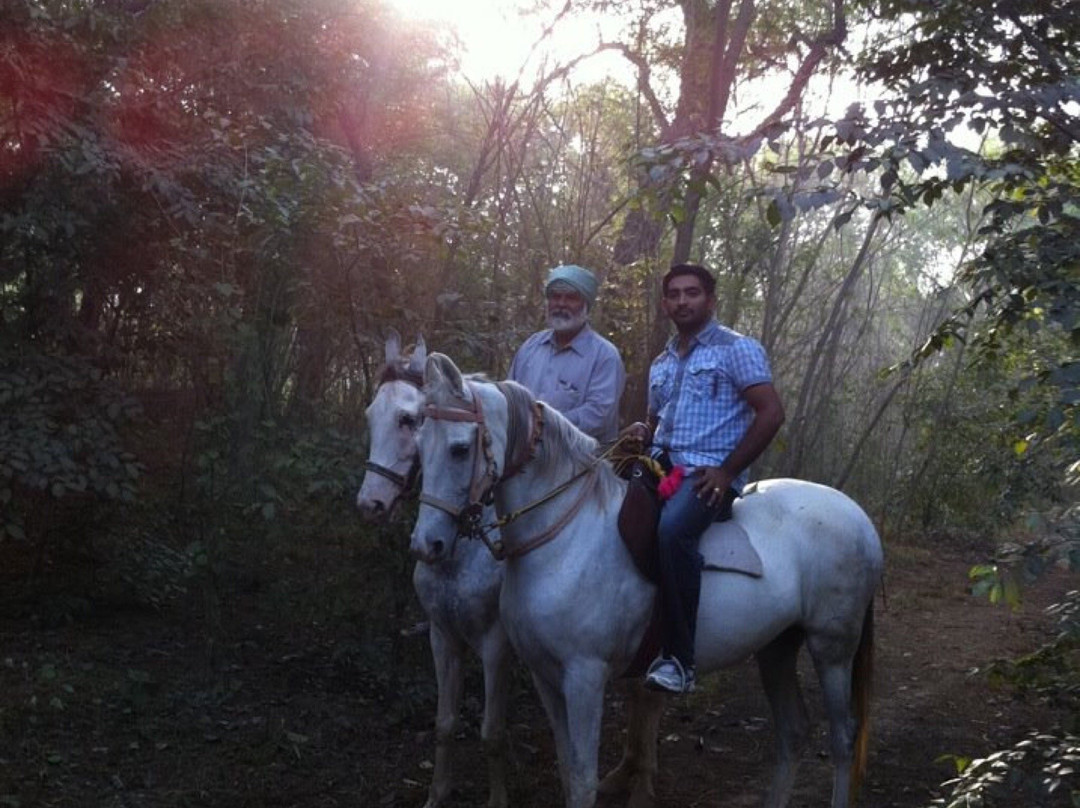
[411,353,511,563]
[356,330,427,519]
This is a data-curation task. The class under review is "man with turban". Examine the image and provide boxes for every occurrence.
[508,264,626,443]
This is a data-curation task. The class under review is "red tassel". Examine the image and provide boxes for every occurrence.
[658,465,685,500]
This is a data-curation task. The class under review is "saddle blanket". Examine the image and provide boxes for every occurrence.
[700,519,763,577]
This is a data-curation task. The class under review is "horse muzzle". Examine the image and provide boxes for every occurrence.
[356,487,397,521]
[410,525,453,564]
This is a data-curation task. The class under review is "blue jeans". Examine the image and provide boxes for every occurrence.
[656,472,735,668]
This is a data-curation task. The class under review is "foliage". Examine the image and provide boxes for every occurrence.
[930,732,1080,808]
[943,559,1080,805]
[183,413,368,552]
[980,586,1080,720]
[0,0,441,625]
[93,528,195,611]
[0,351,142,543]
[953,510,1080,808]
[845,0,1080,456]
[970,504,1080,612]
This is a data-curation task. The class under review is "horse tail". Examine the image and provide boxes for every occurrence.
[849,602,874,804]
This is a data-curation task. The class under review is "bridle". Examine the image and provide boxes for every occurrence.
[419,381,598,560]
[363,362,424,498]
[363,456,420,494]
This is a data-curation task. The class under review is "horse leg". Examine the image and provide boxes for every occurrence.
[809,605,876,808]
[479,626,511,808]
[755,627,810,808]
[562,660,608,808]
[531,672,573,799]
[598,680,662,808]
[806,634,858,808]
[425,623,464,808]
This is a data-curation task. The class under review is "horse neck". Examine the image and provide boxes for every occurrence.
[492,450,614,554]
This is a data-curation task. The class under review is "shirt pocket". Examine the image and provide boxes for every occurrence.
[687,356,722,400]
[649,367,673,412]
[548,376,583,411]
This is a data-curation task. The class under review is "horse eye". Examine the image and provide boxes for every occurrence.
[450,443,470,460]
[399,413,417,429]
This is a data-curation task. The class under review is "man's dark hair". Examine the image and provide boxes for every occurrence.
[662,263,716,296]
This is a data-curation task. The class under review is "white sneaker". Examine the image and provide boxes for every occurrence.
[644,655,696,694]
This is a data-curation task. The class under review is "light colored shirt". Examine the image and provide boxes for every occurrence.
[647,319,772,493]
[509,324,626,443]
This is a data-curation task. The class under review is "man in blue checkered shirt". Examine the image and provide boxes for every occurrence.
[635,264,785,694]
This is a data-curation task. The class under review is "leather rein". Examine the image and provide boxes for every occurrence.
[419,382,599,561]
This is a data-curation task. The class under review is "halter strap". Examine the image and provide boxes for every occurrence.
[423,405,484,423]
[364,459,414,489]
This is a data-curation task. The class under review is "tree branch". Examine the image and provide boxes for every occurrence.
[600,41,671,137]
[757,0,847,133]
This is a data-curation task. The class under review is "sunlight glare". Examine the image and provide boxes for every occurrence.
[385,0,550,82]
[383,0,623,85]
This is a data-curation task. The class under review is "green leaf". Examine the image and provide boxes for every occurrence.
[934,753,972,774]
[766,200,781,227]
[989,582,1003,605]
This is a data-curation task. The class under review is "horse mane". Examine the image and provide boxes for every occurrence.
[498,379,621,501]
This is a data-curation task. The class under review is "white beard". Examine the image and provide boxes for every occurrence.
[547,308,588,335]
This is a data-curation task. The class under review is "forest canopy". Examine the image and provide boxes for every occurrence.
[0,0,1076,606]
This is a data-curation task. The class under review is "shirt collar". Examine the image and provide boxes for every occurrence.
[665,318,719,355]
[541,323,593,354]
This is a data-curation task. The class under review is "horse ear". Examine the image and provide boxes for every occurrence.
[384,328,402,364]
[408,335,427,374]
[425,353,467,399]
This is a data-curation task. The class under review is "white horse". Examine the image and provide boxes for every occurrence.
[412,353,884,808]
[356,333,510,808]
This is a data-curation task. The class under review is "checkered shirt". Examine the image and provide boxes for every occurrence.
[647,320,773,493]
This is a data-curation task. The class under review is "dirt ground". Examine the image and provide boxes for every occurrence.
[0,534,1073,808]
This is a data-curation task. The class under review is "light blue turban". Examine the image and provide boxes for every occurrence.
[545,264,598,307]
